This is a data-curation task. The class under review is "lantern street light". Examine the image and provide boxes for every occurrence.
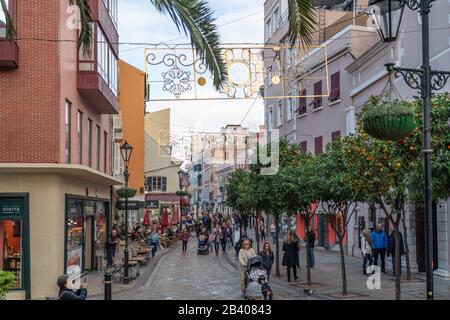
[368,0,450,300]
[120,140,133,285]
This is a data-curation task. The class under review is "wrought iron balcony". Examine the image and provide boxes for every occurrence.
[0,39,18,69]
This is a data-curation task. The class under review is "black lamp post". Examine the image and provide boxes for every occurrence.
[369,0,450,300]
[120,140,133,285]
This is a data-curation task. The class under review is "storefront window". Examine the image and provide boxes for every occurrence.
[66,199,84,276]
[95,202,106,269]
[0,220,22,288]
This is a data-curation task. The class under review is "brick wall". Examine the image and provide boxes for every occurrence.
[0,0,60,163]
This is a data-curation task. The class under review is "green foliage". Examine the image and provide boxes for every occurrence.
[288,0,316,47]
[362,96,415,122]
[116,187,137,199]
[0,271,16,300]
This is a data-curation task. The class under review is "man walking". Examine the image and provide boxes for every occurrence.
[371,224,388,273]
[105,230,119,267]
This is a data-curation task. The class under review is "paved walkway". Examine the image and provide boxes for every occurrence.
[87,232,450,300]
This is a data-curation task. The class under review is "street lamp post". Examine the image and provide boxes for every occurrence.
[178,169,184,216]
[120,141,133,285]
[369,0,450,300]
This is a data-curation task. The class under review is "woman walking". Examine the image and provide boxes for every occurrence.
[181,227,190,255]
[239,239,256,298]
[282,230,300,282]
[361,228,373,275]
[210,225,223,256]
[270,221,276,245]
[259,241,274,280]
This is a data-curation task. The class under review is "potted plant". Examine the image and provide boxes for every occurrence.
[362,96,417,141]
[176,190,187,197]
[116,187,137,198]
[0,271,16,300]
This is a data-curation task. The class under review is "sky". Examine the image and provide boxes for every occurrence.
[118,0,266,138]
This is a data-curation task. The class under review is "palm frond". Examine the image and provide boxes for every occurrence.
[68,0,93,57]
[288,0,316,47]
[150,0,226,90]
[0,0,16,39]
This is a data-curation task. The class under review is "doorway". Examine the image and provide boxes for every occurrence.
[415,203,438,272]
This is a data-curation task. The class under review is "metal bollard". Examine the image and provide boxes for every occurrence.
[104,272,112,300]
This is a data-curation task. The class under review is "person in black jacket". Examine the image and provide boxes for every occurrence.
[282,230,300,282]
[388,230,405,276]
[57,275,87,300]
[105,230,119,267]
[259,241,275,279]
[305,229,316,268]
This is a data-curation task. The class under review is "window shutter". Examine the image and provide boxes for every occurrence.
[314,81,322,107]
[298,89,307,114]
[332,131,341,142]
[147,177,153,191]
[162,177,167,192]
[300,141,307,153]
[314,136,323,155]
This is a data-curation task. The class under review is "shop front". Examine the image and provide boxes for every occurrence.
[65,196,109,276]
[0,194,31,299]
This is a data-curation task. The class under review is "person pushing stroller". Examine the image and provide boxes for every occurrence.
[244,255,273,300]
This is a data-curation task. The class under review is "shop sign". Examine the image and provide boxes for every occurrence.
[0,198,23,216]
[146,200,159,208]
[117,200,145,210]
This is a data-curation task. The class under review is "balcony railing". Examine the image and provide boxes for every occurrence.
[0,39,18,69]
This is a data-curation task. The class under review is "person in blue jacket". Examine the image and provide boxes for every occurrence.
[371,224,388,273]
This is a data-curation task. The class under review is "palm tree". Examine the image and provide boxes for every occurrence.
[287,0,317,46]
[0,0,226,89]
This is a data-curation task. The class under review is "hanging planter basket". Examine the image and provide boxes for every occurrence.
[362,97,417,141]
[116,187,137,199]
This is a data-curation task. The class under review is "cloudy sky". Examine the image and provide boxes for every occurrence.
[118,0,266,137]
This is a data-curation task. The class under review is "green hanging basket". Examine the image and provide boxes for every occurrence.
[362,98,417,141]
[116,187,137,198]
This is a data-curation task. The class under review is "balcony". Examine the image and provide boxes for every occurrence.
[88,0,118,54]
[0,39,18,69]
[78,71,119,114]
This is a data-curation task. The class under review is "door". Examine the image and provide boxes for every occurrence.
[415,203,438,272]
[318,214,328,248]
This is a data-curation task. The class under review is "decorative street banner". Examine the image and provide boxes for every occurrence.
[144,44,330,101]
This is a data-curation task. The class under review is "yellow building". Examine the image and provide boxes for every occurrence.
[144,109,182,220]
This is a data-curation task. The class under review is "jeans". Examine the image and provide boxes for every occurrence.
[106,249,115,267]
[373,248,386,272]
[214,242,220,255]
[307,247,315,267]
[182,241,188,253]
[287,265,298,282]
[392,255,402,275]
[221,241,227,252]
[271,232,276,244]
[151,245,157,257]
[363,253,373,274]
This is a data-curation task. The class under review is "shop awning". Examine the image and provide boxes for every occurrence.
[145,193,180,203]
[0,163,124,185]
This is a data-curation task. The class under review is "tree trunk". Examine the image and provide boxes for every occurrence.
[401,215,412,281]
[338,236,348,296]
[275,215,280,276]
[255,215,260,254]
[305,222,312,287]
[394,227,401,300]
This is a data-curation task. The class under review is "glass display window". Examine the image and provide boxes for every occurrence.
[0,220,22,288]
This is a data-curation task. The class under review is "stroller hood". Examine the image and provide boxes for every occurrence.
[247,255,263,269]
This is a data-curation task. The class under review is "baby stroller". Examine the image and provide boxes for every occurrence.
[197,234,209,255]
[244,256,273,300]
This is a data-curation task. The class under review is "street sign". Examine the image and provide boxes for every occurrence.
[116,200,145,210]
[146,200,159,209]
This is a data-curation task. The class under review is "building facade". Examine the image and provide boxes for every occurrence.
[0,0,121,299]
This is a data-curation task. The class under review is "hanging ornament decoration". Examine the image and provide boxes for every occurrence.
[197,76,207,86]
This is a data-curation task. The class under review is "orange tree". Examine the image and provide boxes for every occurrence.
[315,140,364,296]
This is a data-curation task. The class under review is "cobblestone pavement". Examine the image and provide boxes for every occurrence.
[110,239,311,300]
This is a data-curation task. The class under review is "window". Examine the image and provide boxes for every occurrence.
[273,7,281,30]
[0,0,9,38]
[66,199,84,274]
[300,141,307,153]
[65,101,72,164]
[314,136,323,155]
[0,219,23,289]
[96,25,118,96]
[277,100,283,127]
[345,107,356,136]
[77,111,83,164]
[331,131,341,142]
[329,72,340,103]
[287,93,294,121]
[96,125,100,170]
[78,23,95,71]
[268,107,273,131]
[265,18,272,40]
[298,89,307,115]
[87,119,92,167]
[312,81,322,109]
[102,0,118,27]
[148,177,167,192]
[113,142,123,175]
[103,131,108,173]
